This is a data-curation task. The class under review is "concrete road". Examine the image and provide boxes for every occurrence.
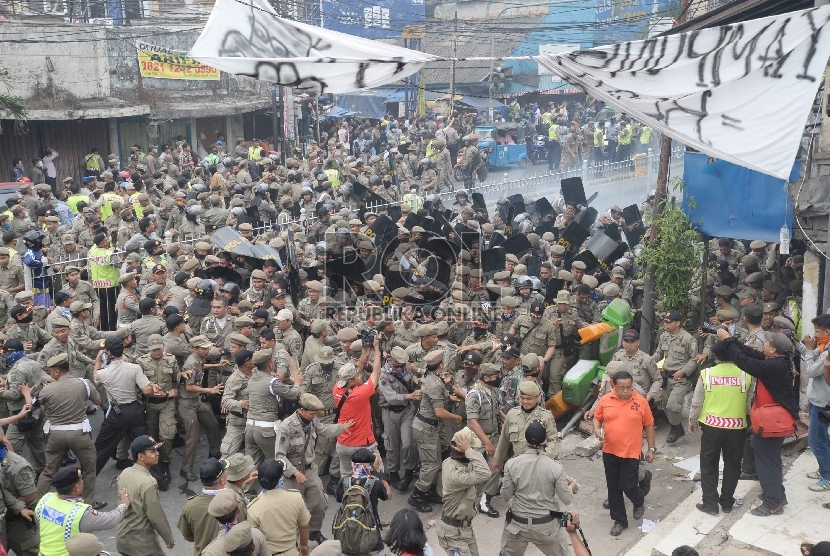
[68,407,703,556]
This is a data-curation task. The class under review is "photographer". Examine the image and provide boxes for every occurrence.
[714,327,799,516]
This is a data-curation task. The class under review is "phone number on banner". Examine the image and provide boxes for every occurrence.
[137,51,220,80]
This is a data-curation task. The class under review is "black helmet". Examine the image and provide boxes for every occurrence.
[525,420,547,446]
[369,175,381,186]
[193,279,215,300]
[221,282,240,304]
[316,241,330,254]
[316,206,329,218]
[23,230,46,251]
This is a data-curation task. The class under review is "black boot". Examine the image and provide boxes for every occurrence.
[666,424,685,444]
[309,531,327,545]
[151,464,169,491]
[407,489,433,513]
[639,470,652,497]
[478,493,499,518]
[115,458,132,470]
[63,451,77,464]
[326,475,339,496]
[396,470,414,492]
[425,484,443,504]
[390,471,401,486]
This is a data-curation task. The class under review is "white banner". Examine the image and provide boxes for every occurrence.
[536,6,830,180]
[188,0,438,95]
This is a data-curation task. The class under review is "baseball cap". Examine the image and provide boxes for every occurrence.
[662,309,682,322]
[199,457,229,484]
[130,435,163,458]
[622,329,639,341]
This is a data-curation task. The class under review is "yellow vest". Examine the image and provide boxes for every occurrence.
[99,192,119,222]
[640,126,652,144]
[426,141,436,162]
[548,125,559,141]
[541,112,553,125]
[84,154,100,171]
[324,168,341,188]
[130,192,144,218]
[593,128,602,147]
[248,145,262,163]
[36,492,88,556]
[698,362,751,429]
[618,124,632,145]
[66,194,88,214]
[88,245,119,288]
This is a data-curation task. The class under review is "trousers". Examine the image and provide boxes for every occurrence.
[662,375,687,426]
[146,399,176,462]
[282,464,328,531]
[500,520,568,556]
[437,521,479,556]
[245,425,276,468]
[38,429,97,502]
[752,434,786,509]
[475,432,501,497]
[382,407,417,474]
[179,397,220,472]
[7,412,46,473]
[94,401,148,474]
[413,421,441,492]
[808,403,830,480]
[603,452,644,527]
[699,424,745,510]
[313,415,339,478]
[221,421,247,459]
[547,353,567,397]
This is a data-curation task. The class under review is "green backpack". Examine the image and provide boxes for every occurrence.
[332,477,379,555]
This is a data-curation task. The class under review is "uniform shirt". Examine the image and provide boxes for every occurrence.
[179,353,206,400]
[494,404,559,463]
[652,329,697,375]
[163,332,193,369]
[221,368,250,425]
[513,315,555,357]
[441,449,491,521]
[202,525,270,556]
[404,342,428,373]
[333,380,376,446]
[116,289,141,325]
[465,383,500,436]
[300,363,337,410]
[1,451,36,514]
[178,492,247,556]
[131,316,167,357]
[38,337,93,379]
[116,464,175,555]
[1,359,47,411]
[417,372,447,422]
[137,353,179,393]
[594,390,654,459]
[96,359,150,404]
[377,366,416,410]
[499,364,524,414]
[610,349,661,400]
[502,450,573,517]
[247,489,311,554]
[276,328,303,359]
[39,373,94,425]
[275,412,343,477]
[0,263,23,290]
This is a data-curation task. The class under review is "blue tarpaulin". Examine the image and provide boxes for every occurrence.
[681,152,796,243]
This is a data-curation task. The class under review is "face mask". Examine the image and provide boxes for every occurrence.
[473,327,487,339]
[464,367,478,381]
[195,253,206,260]
[485,376,502,388]
[321,363,334,375]
[0,443,6,462]
[19,312,33,324]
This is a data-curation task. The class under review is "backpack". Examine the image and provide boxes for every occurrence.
[332,477,379,555]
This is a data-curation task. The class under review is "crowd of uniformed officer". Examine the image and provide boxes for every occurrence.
[0,131,810,556]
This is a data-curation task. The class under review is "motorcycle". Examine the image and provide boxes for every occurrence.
[531,134,548,165]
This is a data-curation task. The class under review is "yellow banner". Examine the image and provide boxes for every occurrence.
[136,41,219,80]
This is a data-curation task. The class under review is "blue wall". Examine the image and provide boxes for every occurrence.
[321,0,426,40]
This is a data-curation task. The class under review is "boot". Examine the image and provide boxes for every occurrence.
[390,471,401,486]
[150,464,169,491]
[64,451,77,464]
[425,484,443,504]
[309,531,327,545]
[325,475,339,496]
[407,489,433,513]
[478,493,499,518]
[396,470,414,492]
[639,470,652,497]
[115,458,132,470]
[666,424,685,444]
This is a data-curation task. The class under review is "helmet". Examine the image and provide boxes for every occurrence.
[462,136,471,144]
[340,182,352,196]
[369,175,381,186]
[301,180,312,189]
[518,277,532,288]
[232,183,244,194]
[316,206,329,217]
[255,183,269,194]
[223,157,234,166]
[316,242,330,254]
[648,189,656,199]
[194,279,215,300]
[221,282,240,304]
[230,207,246,217]
[192,183,206,192]
[185,205,203,216]
[456,189,468,198]
[316,173,327,182]
[23,230,46,251]
[301,186,313,195]
[420,158,430,165]
[345,156,356,164]
[519,220,533,233]
[336,227,350,238]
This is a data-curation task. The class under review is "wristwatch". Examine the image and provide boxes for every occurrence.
[648,447,656,452]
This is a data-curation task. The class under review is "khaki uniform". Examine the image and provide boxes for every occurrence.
[300,362,339,476]
[116,464,175,556]
[202,526,270,556]
[494,404,559,464]
[1,358,47,472]
[37,336,93,379]
[178,493,247,556]
[465,382,502,497]
[179,352,221,473]
[201,315,236,386]
[245,369,300,467]
[2,451,39,556]
[130,316,167,358]
[610,348,662,400]
[0,263,23,291]
[116,288,141,327]
[220,367,250,457]
[543,307,583,396]
[137,352,179,463]
[275,411,343,532]
[295,298,321,330]
[437,449,492,556]
[247,488,311,556]
[35,374,98,502]
[377,366,418,475]
[652,329,697,426]
[500,450,573,556]
[5,322,50,351]
[493,312,520,342]
[405,341,429,374]
[560,134,582,170]
[413,371,448,492]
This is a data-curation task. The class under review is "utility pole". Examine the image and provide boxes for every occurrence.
[271,85,278,156]
[449,11,457,118]
[638,0,689,350]
[489,33,495,122]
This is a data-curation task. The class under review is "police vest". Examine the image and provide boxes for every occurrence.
[36,492,89,556]
[130,191,144,218]
[248,145,262,163]
[88,245,119,288]
[403,194,423,213]
[425,141,436,162]
[640,126,652,144]
[593,128,602,147]
[66,194,88,214]
[324,168,341,188]
[698,362,751,429]
[99,192,120,222]
[618,125,632,145]
[84,154,100,171]
[548,125,559,141]
[541,112,553,126]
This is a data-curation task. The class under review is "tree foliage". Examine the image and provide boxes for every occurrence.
[0,64,28,135]
[639,182,702,315]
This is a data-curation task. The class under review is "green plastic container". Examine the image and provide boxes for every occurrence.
[562,359,602,406]
[601,298,634,327]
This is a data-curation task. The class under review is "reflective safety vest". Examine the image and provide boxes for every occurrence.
[593,128,602,147]
[248,145,262,163]
[425,141,436,162]
[698,362,751,429]
[66,194,88,214]
[618,124,632,145]
[640,126,652,144]
[548,125,559,141]
[84,154,100,171]
[88,245,119,288]
[99,192,120,222]
[36,492,89,556]
[325,168,341,188]
[541,112,553,126]
[130,191,144,218]
[402,193,423,213]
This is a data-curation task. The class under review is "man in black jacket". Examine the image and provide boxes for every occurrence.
[715,330,799,516]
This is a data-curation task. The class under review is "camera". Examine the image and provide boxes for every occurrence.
[219,348,231,358]
[701,322,726,335]
[560,512,573,528]
[361,327,377,347]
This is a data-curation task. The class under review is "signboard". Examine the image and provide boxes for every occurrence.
[136,41,219,80]
[593,0,678,47]
[321,0,425,40]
